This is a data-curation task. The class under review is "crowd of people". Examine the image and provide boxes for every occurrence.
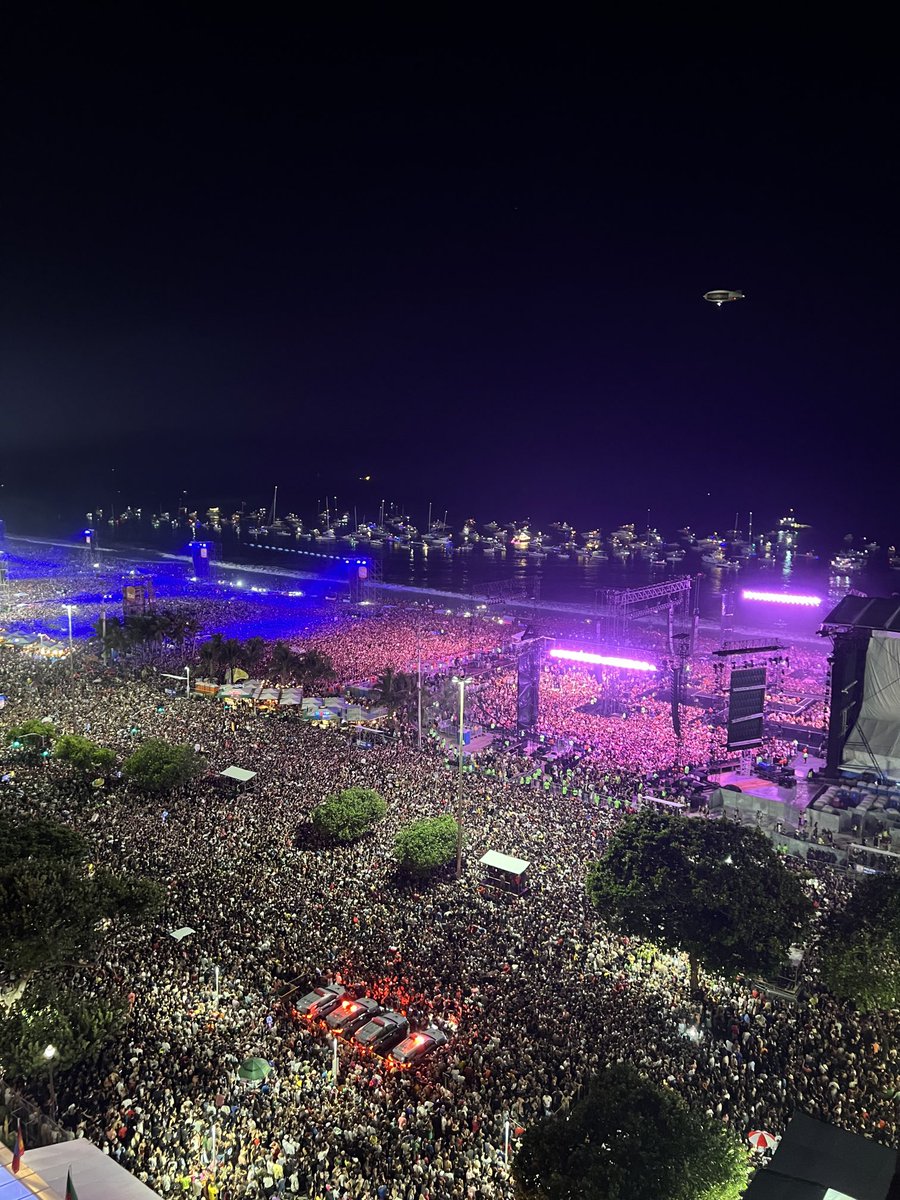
[2,563,895,1200]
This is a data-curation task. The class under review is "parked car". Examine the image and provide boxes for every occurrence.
[353,1011,409,1053]
[326,996,383,1037]
[295,984,348,1019]
[389,1026,448,1067]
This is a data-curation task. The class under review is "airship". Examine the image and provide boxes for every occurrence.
[703,289,745,306]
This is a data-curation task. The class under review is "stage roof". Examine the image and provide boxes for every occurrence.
[480,850,530,875]
[745,1111,897,1200]
[821,595,900,633]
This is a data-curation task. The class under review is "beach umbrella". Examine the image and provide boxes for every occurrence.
[238,1057,272,1082]
[747,1129,779,1151]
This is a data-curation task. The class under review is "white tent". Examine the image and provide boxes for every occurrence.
[480,850,530,875]
[219,766,257,783]
[18,1139,161,1200]
[1,1139,162,1200]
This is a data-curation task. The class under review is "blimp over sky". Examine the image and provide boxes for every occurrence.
[703,289,745,306]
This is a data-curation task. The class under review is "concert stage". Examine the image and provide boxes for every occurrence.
[709,750,826,834]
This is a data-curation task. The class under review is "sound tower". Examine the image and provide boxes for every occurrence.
[726,666,766,751]
[190,541,214,578]
[122,576,155,620]
[825,631,871,774]
[516,641,541,738]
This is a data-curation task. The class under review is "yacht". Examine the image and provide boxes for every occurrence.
[830,550,866,573]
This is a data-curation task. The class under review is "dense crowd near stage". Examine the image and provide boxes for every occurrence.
[4,578,896,1200]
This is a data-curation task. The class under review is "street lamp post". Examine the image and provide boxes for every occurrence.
[64,604,75,677]
[43,1044,57,1118]
[452,676,472,879]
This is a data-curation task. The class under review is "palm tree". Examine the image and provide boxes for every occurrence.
[221,638,244,682]
[270,640,301,684]
[242,637,266,676]
[375,667,417,714]
[296,649,336,689]
[93,616,128,657]
[198,632,225,682]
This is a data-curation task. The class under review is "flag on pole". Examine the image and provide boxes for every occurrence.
[65,1167,79,1200]
[11,1120,25,1173]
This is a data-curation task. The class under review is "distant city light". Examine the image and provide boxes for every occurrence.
[549,648,657,672]
[742,590,822,607]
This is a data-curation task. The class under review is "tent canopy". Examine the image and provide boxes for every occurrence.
[480,850,530,875]
[220,766,256,783]
[745,1110,898,1200]
[6,1136,163,1200]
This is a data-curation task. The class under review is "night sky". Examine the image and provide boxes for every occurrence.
[1,13,896,543]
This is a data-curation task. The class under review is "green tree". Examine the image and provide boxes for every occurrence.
[311,787,387,841]
[586,812,812,993]
[0,816,165,992]
[53,733,116,779]
[5,719,57,762]
[395,814,459,875]
[513,1063,749,1200]
[0,985,127,1077]
[819,873,900,1012]
[124,738,206,794]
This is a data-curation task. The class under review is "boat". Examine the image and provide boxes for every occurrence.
[830,551,865,573]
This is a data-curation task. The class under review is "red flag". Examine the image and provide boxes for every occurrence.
[65,1167,79,1200]
[11,1119,25,1173]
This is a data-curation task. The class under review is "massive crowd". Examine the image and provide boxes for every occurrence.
[2,568,894,1200]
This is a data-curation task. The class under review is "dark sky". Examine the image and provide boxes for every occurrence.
[1,12,896,542]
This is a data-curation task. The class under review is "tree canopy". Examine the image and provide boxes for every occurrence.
[6,719,57,761]
[0,815,165,980]
[124,738,206,793]
[311,788,387,841]
[53,733,116,778]
[513,1063,749,1200]
[819,873,900,1011]
[394,814,459,875]
[0,985,126,1077]
[586,812,812,992]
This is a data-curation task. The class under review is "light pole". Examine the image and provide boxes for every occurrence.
[417,611,423,750]
[43,1043,57,1118]
[452,675,472,878]
[64,604,75,677]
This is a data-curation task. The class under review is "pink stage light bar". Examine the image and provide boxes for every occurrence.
[742,589,822,608]
[549,647,657,672]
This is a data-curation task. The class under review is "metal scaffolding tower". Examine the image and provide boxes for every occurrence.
[596,576,694,648]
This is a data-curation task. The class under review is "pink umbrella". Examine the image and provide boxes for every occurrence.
[747,1129,779,1151]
